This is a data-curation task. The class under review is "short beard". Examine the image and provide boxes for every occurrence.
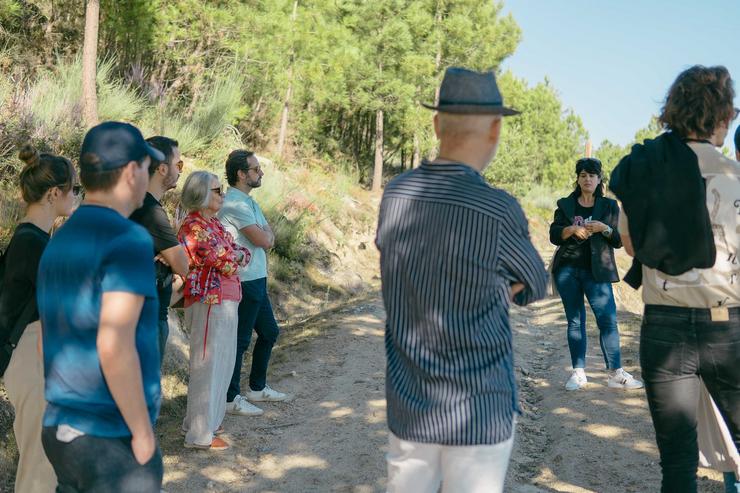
[248,178,261,188]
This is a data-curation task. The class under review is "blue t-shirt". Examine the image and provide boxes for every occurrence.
[38,205,161,437]
[218,187,268,281]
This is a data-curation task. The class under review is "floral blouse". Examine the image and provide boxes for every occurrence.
[178,211,251,305]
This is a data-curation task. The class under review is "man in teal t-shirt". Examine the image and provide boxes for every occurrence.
[218,150,289,417]
[38,122,165,492]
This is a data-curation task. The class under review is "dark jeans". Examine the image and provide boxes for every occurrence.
[640,305,740,493]
[227,277,280,401]
[553,266,622,369]
[157,318,169,366]
[41,426,163,493]
[724,472,739,493]
[156,284,171,366]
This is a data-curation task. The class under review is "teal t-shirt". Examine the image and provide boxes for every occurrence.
[38,205,160,437]
[218,187,268,281]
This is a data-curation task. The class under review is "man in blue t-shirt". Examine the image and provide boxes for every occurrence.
[37,122,165,492]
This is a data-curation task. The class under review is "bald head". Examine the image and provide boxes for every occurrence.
[435,113,501,140]
[433,113,503,171]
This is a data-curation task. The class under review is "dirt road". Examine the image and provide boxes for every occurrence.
[160,293,728,492]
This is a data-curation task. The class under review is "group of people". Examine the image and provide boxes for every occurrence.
[0,61,738,493]
[0,122,288,491]
[377,65,739,493]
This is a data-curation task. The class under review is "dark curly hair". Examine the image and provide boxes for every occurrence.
[659,65,735,140]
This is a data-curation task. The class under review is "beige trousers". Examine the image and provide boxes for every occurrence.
[182,301,238,446]
[4,321,56,492]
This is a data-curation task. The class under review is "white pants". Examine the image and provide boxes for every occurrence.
[4,321,57,492]
[386,428,515,493]
[182,301,238,446]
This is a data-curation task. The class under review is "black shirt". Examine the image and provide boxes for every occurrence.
[130,192,180,319]
[0,223,50,336]
[559,203,593,271]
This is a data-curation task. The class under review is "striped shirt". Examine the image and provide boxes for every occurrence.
[375,161,548,445]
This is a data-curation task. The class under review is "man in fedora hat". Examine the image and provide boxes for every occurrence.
[376,67,548,493]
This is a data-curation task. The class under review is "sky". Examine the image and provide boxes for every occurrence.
[501,0,739,152]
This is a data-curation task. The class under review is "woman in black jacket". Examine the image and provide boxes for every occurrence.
[549,157,642,391]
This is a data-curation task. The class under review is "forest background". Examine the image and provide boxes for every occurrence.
[0,0,666,211]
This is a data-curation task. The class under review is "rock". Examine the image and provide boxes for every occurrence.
[520,367,531,376]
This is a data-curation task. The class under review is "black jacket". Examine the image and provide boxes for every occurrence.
[609,132,715,289]
[549,194,622,283]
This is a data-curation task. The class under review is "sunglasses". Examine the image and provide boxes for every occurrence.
[56,183,83,196]
[211,187,224,196]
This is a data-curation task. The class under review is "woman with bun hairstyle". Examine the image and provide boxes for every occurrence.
[0,145,79,492]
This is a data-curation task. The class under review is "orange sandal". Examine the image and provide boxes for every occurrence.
[184,436,230,451]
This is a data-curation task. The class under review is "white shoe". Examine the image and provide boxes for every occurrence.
[226,395,263,416]
[243,385,290,402]
[565,368,587,391]
[608,368,644,389]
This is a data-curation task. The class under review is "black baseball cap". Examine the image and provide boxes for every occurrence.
[80,121,165,172]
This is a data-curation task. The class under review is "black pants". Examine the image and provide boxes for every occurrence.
[640,305,740,493]
[41,426,163,493]
[227,277,280,401]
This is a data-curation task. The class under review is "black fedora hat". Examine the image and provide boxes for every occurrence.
[422,67,520,116]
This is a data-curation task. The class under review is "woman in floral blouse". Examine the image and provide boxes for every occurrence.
[178,171,250,451]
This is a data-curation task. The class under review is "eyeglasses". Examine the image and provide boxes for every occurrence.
[210,187,224,196]
[246,166,261,174]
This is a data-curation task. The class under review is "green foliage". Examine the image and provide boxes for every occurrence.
[488,73,587,195]
[1,0,638,203]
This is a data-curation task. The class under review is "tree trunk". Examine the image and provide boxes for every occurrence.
[81,0,100,128]
[276,80,292,159]
[371,108,384,193]
[277,0,299,159]
[433,0,444,106]
[412,133,421,168]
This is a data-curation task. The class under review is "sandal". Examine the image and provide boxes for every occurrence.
[184,436,230,451]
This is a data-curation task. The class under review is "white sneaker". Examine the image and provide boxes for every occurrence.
[243,385,290,402]
[608,368,644,389]
[565,368,588,391]
[226,395,263,416]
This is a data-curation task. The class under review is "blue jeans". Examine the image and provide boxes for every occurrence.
[553,266,621,369]
[640,305,740,493]
[227,278,280,401]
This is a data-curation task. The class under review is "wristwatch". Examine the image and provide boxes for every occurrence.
[602,225,613,237]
